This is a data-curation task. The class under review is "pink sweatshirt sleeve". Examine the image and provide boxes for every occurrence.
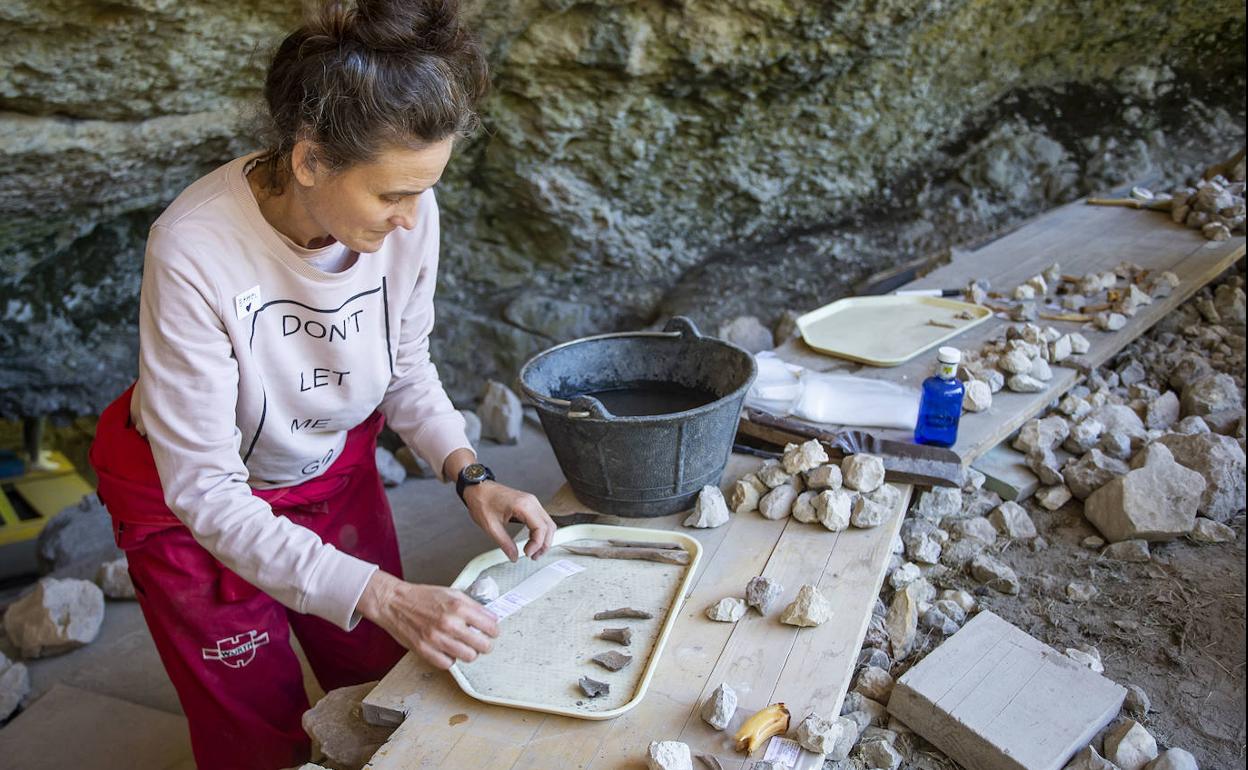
[134,225,378,631]
[377,190,474,481]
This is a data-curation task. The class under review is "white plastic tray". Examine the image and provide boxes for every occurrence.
[447,523,702,720]
[796,295,991,366]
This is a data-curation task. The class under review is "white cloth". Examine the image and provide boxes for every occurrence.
[745,352,921,430]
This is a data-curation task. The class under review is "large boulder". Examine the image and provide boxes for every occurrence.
[1156,432,1247,522]
[1084,443,1205,543]
[35,494,122,578]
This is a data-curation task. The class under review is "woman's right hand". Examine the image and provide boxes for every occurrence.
[357,570,499,670]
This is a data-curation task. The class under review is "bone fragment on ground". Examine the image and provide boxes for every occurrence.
[591,650,633,671]
[562,544,690,565]
[594,607,654,620]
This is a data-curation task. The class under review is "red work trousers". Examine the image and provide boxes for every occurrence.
[90,386,405,770]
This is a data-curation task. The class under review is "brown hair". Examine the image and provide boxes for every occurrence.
[257,0,488,192]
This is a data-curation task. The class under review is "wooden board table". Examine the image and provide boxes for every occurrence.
[769,199,1244,471]
[363,455,912,769]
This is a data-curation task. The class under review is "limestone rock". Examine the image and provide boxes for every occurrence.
[1145,391,1181,430]
[901,521,944,564]
[302,681,394,769]
[805,463,843,491]
[1096,312,1128,331]
[1000,347,1032,374]
[1092,405,1147,445]
[1063,746,1120,770]
[1144,749,1199,770]
[1124,684,1151,717]
[375,447,408,487]
[854,666,894,703]
[889,561,921,590]
[970,553,1020,594]
[0,651,30,723]
[791,490,820,523]
[1066,581,1099,602]
[851,485,897,528]
[96,556,136,600]
[858,738,903,769]
[990,501,1037,539]
[1104,719,1159,770]
[884,581,921,659]
[718,315,774,354]
[460,410,483,447]
[1008,373,1046,392]
[1155,432,1247,522]
[1102,539,1151,562]
[1030,357,1054,381]
[789,712,842,754]
[35,494,121,576]
[1065,418,1106,454]
[951,516,998,544]
[1026,446,1065,485]
[963,379,992,412]
[1036,484,1073,511]
[3,578,105,658]
[467,575,500,604]
[700,683,737,730]
[815,489,854,531]
[684,485,731,528]
[912,486,962,522]
[1013,415,1070,454]
[757,461,793,489]
[706,597,747,622]
[1064,449,1131,500]
[758,484,799,520]
[730,474,766,513]
[1085,443,1205,542]
[1099,431,1133,461]
[1187,517,1236,543]
[1065,644,1104,673]
[1181,373,1240,417]
[783,439,829,474]
[746,575,784,614]
[843,454,886,493]
[478,381,523,444]
[921,606,961,635]
[780,584,833,627]
[647,741,693,770]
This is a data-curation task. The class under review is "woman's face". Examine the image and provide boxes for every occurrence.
[292,137,455,253]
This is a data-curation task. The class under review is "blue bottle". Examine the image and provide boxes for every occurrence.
[915,347,964,447]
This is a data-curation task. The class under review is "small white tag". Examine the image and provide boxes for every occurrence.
[762,737,801,766]
[234,285,262,320]
[484,559,585,621]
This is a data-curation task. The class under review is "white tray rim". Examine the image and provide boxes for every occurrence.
[446,523,702,720]
[796,294,992,366]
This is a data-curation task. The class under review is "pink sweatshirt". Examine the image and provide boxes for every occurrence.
[131,153,472,630]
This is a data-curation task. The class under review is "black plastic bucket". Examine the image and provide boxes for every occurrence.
[518,317,757,516]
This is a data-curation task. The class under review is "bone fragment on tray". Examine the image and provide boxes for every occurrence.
[606,539,682,550]
[593,607,654,620]
[579,676,610,698]
[562,544,691,565]
[591,650,633,671]
[465,575,499,604]
[599,627,633,645]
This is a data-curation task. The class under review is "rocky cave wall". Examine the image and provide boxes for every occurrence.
[1,0,1245,418]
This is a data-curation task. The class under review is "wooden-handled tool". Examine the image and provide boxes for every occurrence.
[738,408,964,488]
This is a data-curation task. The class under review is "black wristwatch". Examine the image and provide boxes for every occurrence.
[455,463,495,502]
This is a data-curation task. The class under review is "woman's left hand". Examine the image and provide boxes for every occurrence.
[463,482,556,561]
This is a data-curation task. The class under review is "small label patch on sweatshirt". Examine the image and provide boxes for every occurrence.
[235,285,262,319]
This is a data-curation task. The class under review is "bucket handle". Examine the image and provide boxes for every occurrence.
[663,316,703,339]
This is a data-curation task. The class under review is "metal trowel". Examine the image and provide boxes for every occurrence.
[737,407,964,488]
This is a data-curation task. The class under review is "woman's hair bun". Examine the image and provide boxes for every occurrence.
[308,0,468,56]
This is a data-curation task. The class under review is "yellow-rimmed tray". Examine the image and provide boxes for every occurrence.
[446,523,701,720]
[796,295,992,366]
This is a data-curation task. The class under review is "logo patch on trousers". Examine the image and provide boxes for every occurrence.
[202,630,271,668]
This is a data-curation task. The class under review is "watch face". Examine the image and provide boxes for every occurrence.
[464,464,487,482]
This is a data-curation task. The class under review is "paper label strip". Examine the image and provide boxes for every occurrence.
[484,559,585,621]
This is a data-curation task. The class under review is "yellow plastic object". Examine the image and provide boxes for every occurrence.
[446,523,701,720]
[797,295,992,366]
[0,451,95,546]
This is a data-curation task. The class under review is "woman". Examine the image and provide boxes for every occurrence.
[88,1,555,766]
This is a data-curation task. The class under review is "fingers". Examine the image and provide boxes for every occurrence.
[417,642,454,671]
[484,518,520,562]
[459,599,501,639]
[509,494,556,560]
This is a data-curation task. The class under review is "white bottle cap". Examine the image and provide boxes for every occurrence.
[937,346,961,365]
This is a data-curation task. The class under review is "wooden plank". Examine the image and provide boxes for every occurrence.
[364,455,908,769]
[770,200,1244,468]
[888,611,1126,770]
